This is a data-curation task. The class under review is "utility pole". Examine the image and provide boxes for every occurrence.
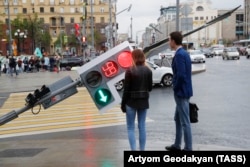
[109,0,113,48]
[176,0,180,31]
[90,0,94,49]
[7,0,13,56]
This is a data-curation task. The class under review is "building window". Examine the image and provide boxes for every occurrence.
[40,7,44,13]
[40,18,44,23]
[52,18,57,26]
[70,0,75,5]
[49,0,54,5]
[196,6,204,11]
[195,17,199,20]
[23,8,27,14]
[101,17,105,23]
[70,17,74,23]
[100,7,104,13]
[60,7,64,13]
[50,7,54,13]
[14,8,18,14]
[200,16,204,20]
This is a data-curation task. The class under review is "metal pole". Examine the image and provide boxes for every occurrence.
[109,0,113,48]
[91,0,94,48]
[130,16,133,41]
[114,2,117,46]
[7,0,13,56]
[176,0,180,31]
[60,17,63,54]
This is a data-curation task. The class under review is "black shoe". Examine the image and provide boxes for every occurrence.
[165,145,181,151]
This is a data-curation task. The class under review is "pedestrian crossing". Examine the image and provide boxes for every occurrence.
[0,87,152,138]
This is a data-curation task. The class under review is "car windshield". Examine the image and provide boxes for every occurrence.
[214,48,223,51]
[226,47,237,52]
[189,50,202,55]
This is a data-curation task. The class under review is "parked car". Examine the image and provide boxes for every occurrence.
[188,50,206,63]
[115,61,173,91]
[222,47,240,60]
[59,57,84,68]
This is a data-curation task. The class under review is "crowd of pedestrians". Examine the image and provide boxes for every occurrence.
[1,54,62,77]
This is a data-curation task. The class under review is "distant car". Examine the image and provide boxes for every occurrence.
[60,57,84,68]
[222,47,240,60]
[115,61,173,91]
[188,50,206,63]
[201,48,213,58]
[211,47,224,56]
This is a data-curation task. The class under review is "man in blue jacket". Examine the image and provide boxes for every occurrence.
[165,31,193,151]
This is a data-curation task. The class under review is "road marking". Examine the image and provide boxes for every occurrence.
[0,87,153,138]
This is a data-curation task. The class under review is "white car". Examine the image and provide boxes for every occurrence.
[222,47,240,60]
[115,61,173,91]
[211,47,224,56]
[188,50,206,63]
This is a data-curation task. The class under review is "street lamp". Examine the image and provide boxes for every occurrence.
[14,29,27,55]
[113,3,132,46]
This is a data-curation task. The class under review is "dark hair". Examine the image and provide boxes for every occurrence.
[170,31,183,45]
[132,49,145,65]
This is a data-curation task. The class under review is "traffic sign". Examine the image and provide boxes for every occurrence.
[77,41,133,112]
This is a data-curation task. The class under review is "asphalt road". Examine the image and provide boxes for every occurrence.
[1,56,250,150]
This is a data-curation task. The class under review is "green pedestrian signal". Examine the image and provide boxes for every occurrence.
[94,89,112,106]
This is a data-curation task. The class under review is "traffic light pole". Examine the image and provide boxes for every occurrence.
[0,78,82,126]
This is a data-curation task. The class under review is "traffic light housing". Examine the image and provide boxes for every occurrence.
[74,23,80,37]
[77,41,133,112]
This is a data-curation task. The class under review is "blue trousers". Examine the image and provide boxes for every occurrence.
[126,105,147,151]
[173,95,192,151]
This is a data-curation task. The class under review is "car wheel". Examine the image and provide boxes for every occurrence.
[161,74,173,87]
[115,80,124,91]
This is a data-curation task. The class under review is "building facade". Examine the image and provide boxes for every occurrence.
[0,0,115,55]
[142,0,244,49]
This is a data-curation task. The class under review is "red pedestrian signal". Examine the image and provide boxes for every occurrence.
[77,41,133,112]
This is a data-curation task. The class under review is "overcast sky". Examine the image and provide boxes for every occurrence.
[116,0,244,42]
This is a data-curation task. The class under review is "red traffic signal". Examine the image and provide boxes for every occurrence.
[74,23,80,36]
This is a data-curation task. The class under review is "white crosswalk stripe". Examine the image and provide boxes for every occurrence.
[0,87,153,138]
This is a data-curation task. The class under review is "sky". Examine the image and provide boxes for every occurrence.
[116,0,244,42]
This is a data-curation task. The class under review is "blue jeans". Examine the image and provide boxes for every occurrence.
[172,95,192,151]
[126,105,147,151]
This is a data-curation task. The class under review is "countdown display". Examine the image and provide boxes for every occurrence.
[101,61,119,78]
[77,41,133,112]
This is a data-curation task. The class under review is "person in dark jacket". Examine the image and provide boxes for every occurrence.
[165,31,193,151]
[121,49,153,151]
